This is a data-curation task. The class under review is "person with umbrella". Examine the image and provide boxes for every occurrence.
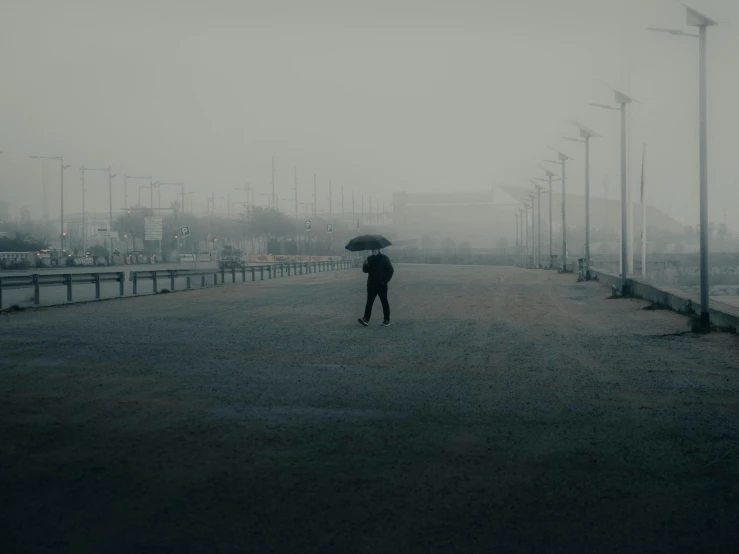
[346,235,394,327]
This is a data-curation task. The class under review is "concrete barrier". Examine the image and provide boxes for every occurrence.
[590,267,739,332]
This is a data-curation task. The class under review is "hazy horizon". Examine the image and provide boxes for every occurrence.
[1,0,737,228]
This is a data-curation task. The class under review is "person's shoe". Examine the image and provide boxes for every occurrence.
[358,318,369,327]
[381,320,391,326]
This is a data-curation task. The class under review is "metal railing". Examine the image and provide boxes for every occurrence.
[0,260,357,309]
[130,260,354,294]
[0,272,125,309]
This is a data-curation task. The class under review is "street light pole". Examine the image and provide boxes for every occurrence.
[514,212,520,262]
[564,120,600,278]
[536,166,560,268]
[590,89,635,292]
[650,7,716,327]
[531,180,550,269]
[518,208,524,267]
[31,155,67,249]
[544,147,573,272]
[529,193,536,267]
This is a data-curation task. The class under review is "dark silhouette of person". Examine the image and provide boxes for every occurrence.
[358,249,394,327]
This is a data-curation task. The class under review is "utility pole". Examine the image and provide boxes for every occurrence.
[313,174,317,217]
[352,190,355,227]
[341,185,344,220]
[271,155,276,210]
[295,167,299,254]
[376,198,379,224]
[80,169,86,251]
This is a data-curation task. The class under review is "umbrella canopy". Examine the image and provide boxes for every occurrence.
[345,234,392,252]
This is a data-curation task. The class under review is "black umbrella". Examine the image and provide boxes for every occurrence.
[345,234,392,252]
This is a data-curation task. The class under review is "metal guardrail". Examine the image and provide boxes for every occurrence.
[129,260,354,294]
[0,272,125,309]
[0,260,357,309]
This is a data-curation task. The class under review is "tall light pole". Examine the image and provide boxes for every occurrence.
[159,181,184,207]
[271,156,276,210]
[535,166,560,268]
[514,211,520,263]
[519,207,525,266]
[564,120,600,279]
[124,175,152,209]
[30,155,67,249]
[531,180,550,268]
[522,201,530,267]
[544,147,573,272]
[528,193,537,267]
[648,5,716,326]
[590,88,636,292]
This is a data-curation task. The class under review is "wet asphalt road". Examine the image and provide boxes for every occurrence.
[1,264,738,553]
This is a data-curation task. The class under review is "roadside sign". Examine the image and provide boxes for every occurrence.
[96,228,110,238]
[180,226,191,237]
[305,220,312,232]
[144,216,163,241]
[327,223,333,234]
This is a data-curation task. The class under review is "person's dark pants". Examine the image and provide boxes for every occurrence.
[364,283,390,322]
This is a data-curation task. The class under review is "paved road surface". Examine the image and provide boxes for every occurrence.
[1,265,737,553]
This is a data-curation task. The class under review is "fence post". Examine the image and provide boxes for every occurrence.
[118,272,125,296]
[170,270,176,291]
[260,266,264,280]
[214,272,218,285]
[92,273,100,299]
[65,274,73,301]
[187,276,191,289]
[33,275,40,305]
[133,273,138,295]
[242,267,246,282]
[201,273,206,288]
[281,265,284,277]
[221,268,225,283]
[152,271,157,293]
[287,264,291,276]
[251,267,255,281]
[231,268,236,283]
[268,266,272,279]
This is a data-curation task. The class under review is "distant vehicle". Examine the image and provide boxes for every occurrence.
[218,245,247,270]
[38,249,72,267]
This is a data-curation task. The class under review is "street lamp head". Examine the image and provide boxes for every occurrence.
[562,137,584,143]
[548,146,573,161]
[538,164,560,178]
[686,6,717,27]
[613,89,637,105]
[569,119,600,138]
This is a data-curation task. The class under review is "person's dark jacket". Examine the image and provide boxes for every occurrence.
[363,253,394,286]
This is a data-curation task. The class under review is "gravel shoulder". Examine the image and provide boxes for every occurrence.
[1,264,737,553]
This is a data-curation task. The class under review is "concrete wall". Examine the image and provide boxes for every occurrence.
[591,267,739,332]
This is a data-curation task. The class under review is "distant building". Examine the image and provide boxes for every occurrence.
[390,186,687,250]
[20,206,31,224]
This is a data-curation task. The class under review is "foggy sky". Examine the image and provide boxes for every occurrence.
[0,0,737,226]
